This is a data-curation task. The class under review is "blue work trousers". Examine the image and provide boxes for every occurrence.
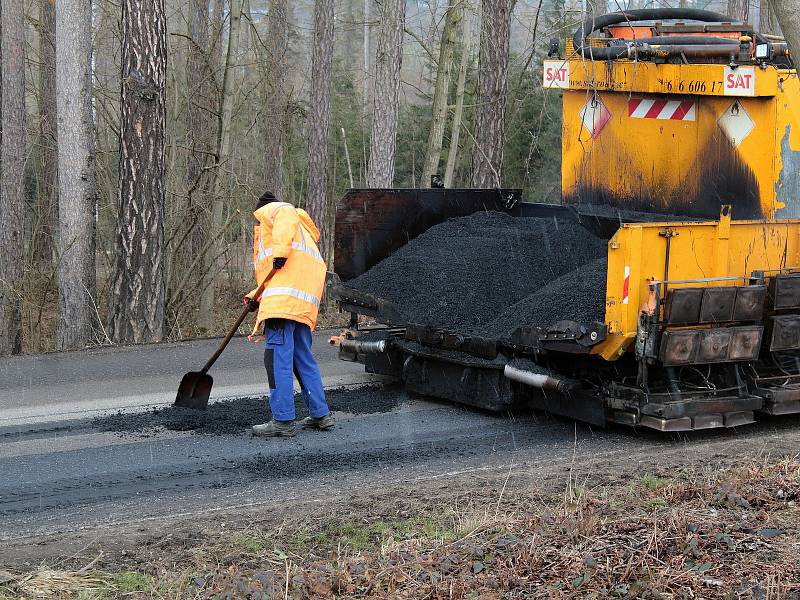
[264,319,330,422]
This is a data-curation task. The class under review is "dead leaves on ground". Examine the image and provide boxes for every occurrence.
[3,460,800,599]
[173,460,800,599]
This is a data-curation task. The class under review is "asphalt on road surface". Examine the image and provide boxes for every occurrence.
[3,334,800,546]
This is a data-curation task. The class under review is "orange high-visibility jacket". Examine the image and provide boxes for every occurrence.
[246,202,327,332]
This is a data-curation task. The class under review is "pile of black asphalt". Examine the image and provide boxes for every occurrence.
[480,258,609,336]
[345,211,608,337]
[92,384,404,436]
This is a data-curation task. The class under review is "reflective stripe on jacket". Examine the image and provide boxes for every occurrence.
[247,202,327,332]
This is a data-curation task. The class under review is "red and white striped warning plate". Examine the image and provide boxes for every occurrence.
[622,265,630,305]
[627,98,696,121]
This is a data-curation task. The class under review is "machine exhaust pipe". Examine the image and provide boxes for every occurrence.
[339,339,389,355]
[504,364,579,394]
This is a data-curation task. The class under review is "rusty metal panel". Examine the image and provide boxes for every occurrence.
[699,287,736,322]
[656,328,761,366]
[665,288,704,323]
[768,274,800,309]
[697,328,733,362]
[766,315,800,351]
[659,330,701,365]
[733,285,766,321]
[728,327,763,360]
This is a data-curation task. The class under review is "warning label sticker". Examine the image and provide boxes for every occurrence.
[628,98,696,121]
[543,60,569,89]
[718,100,755,147]
[579,96,611,140]
[723,66,756,97]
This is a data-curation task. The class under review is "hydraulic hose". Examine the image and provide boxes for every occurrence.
[631,36,738,45]
[639,45,741,60]
[573,8,739,60]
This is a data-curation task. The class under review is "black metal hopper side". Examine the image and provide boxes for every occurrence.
[333,188,645,282]
[335,188,525,282]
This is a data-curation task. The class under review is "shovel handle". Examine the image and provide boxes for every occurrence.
[200,270,274,374]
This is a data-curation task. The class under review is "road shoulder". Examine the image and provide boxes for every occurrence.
[2,432,799,597]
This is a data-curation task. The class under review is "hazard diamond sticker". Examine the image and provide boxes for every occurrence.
[579,96,611,140]
[718,100,755,148]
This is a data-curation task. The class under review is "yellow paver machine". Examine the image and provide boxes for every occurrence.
[332,9,800,431]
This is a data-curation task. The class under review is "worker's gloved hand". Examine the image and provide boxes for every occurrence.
[243,297,259,312]
[273,257,287,270]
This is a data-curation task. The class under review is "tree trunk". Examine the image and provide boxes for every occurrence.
[306,0,335,262]
[366,0,405,188]
[199,0,243,330]
[421,1,462,187]
[263,0,289,198]
[185,0,213,277]
[213,0,225,81]
[471,0,512,188]
[109,0,167,344]
[55,0,98,351]
[444,2,473,188]
[35,0,58,265]
[727,0,749,21]
[363,0,371,104]
[187,0,212,204]
[92,0,120,216]
[769,0,800,59]
[760,0,780,35]
[0,0,26,356]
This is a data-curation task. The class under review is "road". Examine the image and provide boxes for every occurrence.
[2,335,800,547]
[0,333,374,425]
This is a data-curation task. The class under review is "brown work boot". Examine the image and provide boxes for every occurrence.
[252,420,296,437]
[300,414,336,431]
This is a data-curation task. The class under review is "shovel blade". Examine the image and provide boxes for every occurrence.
[175,371,213,410]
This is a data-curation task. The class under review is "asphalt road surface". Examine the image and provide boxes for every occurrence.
[2,335,800,544]
[0,333,375,425]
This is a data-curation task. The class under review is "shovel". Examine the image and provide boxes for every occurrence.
[175,270,274,410]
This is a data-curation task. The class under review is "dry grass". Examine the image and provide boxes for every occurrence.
[1,568,107,598]
[3,458,800,598]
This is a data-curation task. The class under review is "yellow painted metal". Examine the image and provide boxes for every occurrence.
[564,60,779,96]
[596,214,800,360]
[542,55,800,361]
[551,59,800,218]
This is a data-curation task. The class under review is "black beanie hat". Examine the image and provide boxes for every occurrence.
[255,190,277,210]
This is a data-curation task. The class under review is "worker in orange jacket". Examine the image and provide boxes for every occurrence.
[244,191,334,437]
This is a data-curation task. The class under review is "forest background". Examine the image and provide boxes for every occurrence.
[0,0,774,354]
